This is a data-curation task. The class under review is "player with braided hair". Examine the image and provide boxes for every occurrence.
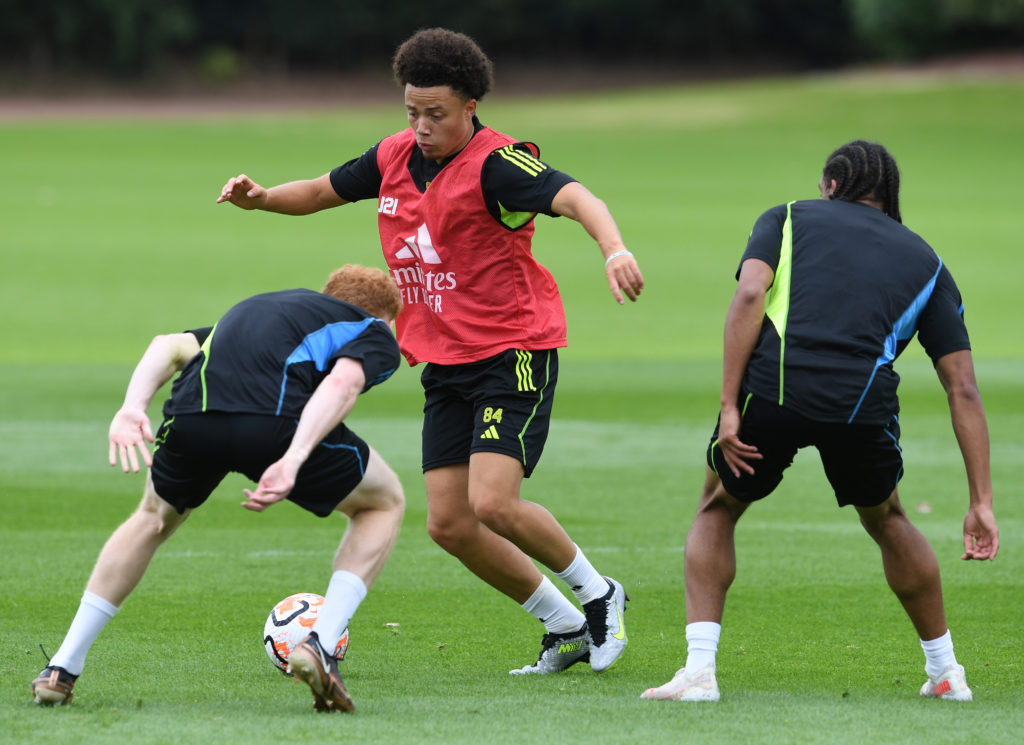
[822,139,902,222]
[641,140,997,703]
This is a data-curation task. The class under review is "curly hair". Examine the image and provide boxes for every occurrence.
[322,264,402,321]
[822,140,902,223]
[392,27,493,101]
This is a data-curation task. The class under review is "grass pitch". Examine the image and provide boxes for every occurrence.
[1,70,1022,744]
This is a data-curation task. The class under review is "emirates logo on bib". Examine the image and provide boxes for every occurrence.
[391,223,456,313]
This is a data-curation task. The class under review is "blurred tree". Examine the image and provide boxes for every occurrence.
[0,0,1020,84]
[94,0,197,74]
[849,0,1024,59]
[0,0,196,79]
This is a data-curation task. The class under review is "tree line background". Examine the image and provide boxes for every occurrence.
[2,0,1022,88]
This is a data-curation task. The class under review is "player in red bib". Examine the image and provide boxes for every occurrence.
[219,28,644,675]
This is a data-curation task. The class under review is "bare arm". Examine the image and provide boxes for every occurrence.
[216,173,347,215]
[241,356,366,511]
[109,332,201,473]
[934,349,999,560]
[717,258,774,477]
[550,181,644,304]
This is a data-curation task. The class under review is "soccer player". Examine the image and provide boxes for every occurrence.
[641,141,998,702]
[217,28,644,675]
[31,265,405,712]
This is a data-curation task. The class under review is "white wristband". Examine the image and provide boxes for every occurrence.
[604,250,633,268]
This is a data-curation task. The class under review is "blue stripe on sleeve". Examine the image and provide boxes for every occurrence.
[276,319,375,415]
[848,260,943,423]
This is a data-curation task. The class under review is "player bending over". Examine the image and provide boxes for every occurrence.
[32,265,405,713]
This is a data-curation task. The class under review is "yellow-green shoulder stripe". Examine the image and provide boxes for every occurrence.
[763,202,794,406]
[199,323,218,412]
[496,145,546,177]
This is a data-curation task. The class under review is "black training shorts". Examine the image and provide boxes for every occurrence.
[707,393,903,507]
[150,412,370,517]
[420,348,557,477]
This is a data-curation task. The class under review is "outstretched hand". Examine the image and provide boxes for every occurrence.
[962,504,999,560]
[605,252,644,305]
[217,174,266,210]
[242,455,302,512]
[108,408,154,473]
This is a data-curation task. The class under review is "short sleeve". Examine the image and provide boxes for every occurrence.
[916,263,971,363]
[329,144,384,203]
[482,142,576,226]
[737,205,787,279]
[335,320,401,391]
[186,327,214,346]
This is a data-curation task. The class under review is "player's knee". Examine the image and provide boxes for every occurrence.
[426,512,474,554]
[379,481,405,519]
[367,468,405,511]
[131,502,183,540]
[340,485,405,531]
[469,496,517,538]
[426,517,456,551]
[364,453,405,513]
[698,484,748,522]
[135,485,188,534]
[857,498,908,541]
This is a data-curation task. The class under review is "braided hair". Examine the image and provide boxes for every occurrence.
[822,140,902,223]
[392,28,493,102]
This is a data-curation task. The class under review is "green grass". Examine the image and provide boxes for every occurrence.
[2,71,1022,744]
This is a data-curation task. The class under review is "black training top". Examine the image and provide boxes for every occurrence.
[739,198,970,425]
[329,117,575,229]
[163,289,400,418]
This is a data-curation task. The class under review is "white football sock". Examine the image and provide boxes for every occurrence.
[554,545,609,605]
[522,575,586,634]
[312,570,367,653]
[921,629,957,679]
[684,621,721,672]
[49,591,120,676]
